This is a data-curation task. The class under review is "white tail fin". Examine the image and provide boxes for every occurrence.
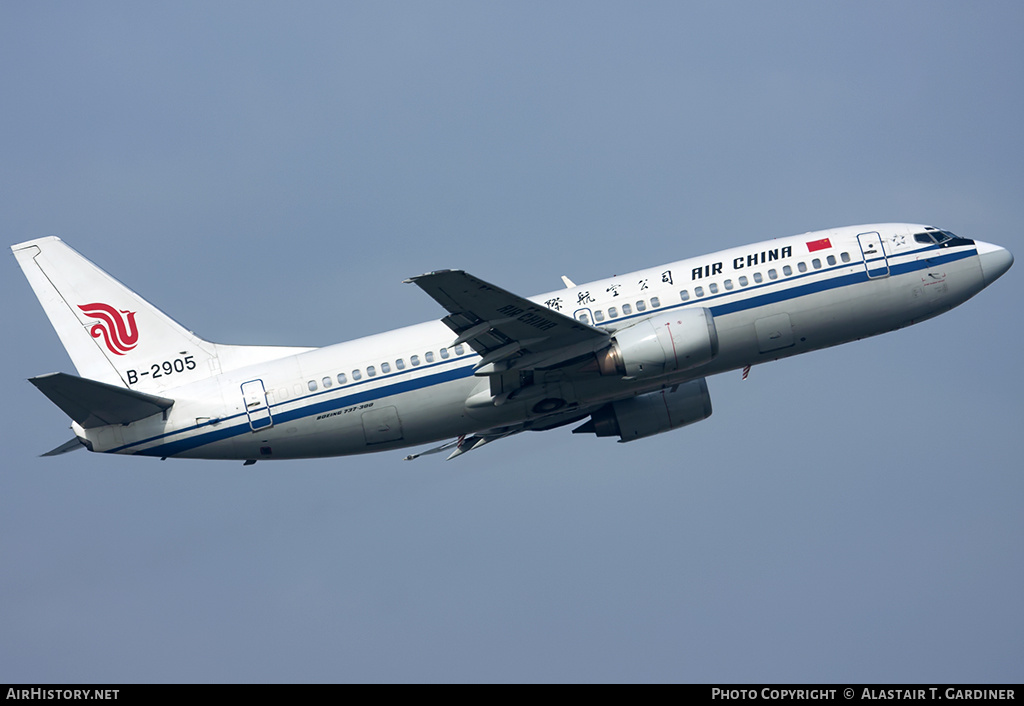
[12,237,314,393]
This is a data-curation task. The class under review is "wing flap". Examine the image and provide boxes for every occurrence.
[407,270,609,371]
[30,372,174,428]
[403,430,521,461]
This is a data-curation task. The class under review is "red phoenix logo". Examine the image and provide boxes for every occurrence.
[78,303,140,355]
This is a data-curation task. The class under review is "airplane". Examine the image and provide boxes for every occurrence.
[11,224,1013,463]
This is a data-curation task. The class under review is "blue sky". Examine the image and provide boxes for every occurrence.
[2,2,1022,682]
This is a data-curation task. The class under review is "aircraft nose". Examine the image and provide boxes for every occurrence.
[976,241,1014,286]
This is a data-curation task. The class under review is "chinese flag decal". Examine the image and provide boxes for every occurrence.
[806,238,832,253]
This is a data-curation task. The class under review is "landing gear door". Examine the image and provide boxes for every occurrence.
[241,379,274,431]
[858,231,890,279]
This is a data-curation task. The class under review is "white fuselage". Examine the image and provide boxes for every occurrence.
[77,223,1000,461]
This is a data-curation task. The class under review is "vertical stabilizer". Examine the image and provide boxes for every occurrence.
[12,237,219,393]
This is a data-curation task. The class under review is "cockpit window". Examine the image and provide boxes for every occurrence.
[915,230,959,245]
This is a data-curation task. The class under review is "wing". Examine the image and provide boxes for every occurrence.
[405,269,609,374]
[403,429,520,461]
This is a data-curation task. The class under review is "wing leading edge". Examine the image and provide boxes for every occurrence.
[406,269,610,374]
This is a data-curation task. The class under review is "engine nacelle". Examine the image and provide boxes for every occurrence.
[573,378,713,442]
[594,308,719,378]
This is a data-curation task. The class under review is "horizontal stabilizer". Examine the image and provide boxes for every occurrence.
[41,437,86,456]
[29,372,174,428]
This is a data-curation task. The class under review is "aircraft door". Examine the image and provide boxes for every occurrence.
[574,307,595,326]
[240,379,274,430]
[857,231,890,278]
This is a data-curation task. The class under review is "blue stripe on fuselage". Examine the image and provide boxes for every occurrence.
[122,364,476,456]
[122,245,976,458]
[708,248,974,316]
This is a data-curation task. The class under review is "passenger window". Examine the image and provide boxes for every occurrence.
[753,272,763,283]
[410,355,420,367]
[841,252,851,263]
[337,372,348,384]
[724,279,733,291]
[578,313,590,324]
[636,300,646,311]
[367,365,376,377]
[454,344,465,355]
[594,310,605,322]
[622,303,632,315]
[695,286,704,297]
[738,276,748,287]
[322,376,332,388]
[812,258,822,269]
[650,297,661,308]
[680,290,690,302]
[827,255,837,266]
[709,283,719,294]
[608,306,618,318]
[352,369,362,381]
[440,347,449,360]
[768,269,778,280]
[783,265,792,276]
[396,359,405,371]
[381,362,391,374]
[308,380,317,392]
[425,351,434,363]
[798,262,807,273]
